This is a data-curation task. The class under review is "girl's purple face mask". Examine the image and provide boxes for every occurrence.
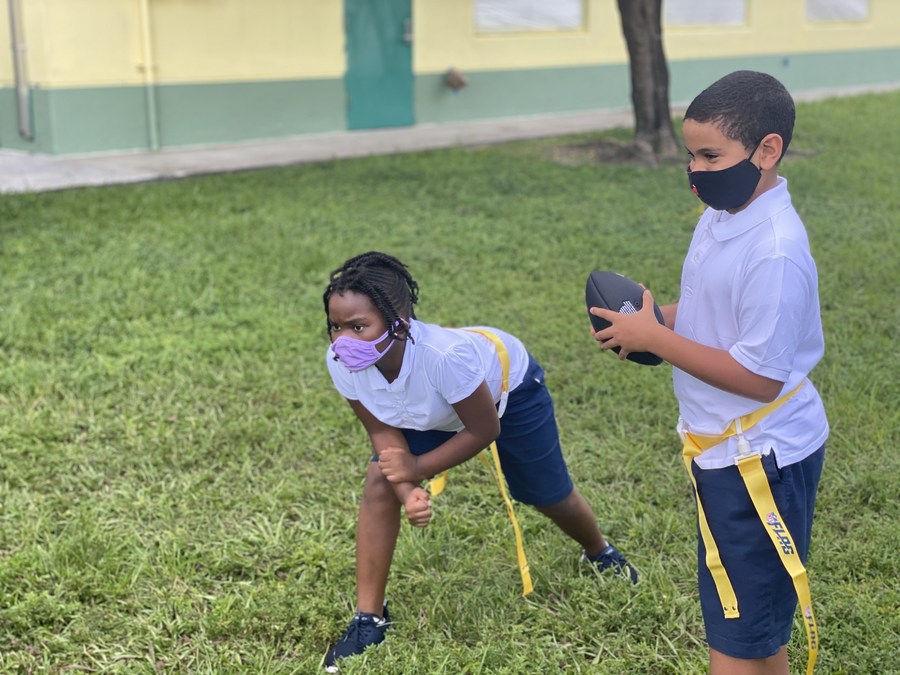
[331,323,400,372]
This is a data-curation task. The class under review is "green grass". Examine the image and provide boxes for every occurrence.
[1,90,898,673]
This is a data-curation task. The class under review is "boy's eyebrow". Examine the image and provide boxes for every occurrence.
[685,144,722,154]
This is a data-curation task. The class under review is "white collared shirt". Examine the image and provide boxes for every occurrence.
[326,319,529,432]
[674,178,829,469]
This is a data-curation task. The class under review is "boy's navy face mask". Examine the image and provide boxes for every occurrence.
[686,144,762,211]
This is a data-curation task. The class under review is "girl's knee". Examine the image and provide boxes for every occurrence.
[535,488,577,515]
[362,464,400,505]
[537,489,578,509]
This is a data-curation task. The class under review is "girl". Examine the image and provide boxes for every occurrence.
[323,251,636,670]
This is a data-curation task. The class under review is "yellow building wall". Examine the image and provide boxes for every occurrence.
[414,0,625,73]
[665,0,900,60]
[3,0,899,86]
[4,0,344,88]
[413,0,900,73]
[0,9,10,86]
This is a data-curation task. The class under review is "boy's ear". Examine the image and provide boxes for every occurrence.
[758,132,784,170]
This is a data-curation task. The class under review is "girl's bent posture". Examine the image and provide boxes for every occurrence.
[322,251,636,670]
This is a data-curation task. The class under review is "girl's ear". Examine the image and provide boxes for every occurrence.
[392,318,411,340]
[758,132,784,170]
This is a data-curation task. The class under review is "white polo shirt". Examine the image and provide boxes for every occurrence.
[326,319,529,432]
[674,177,829,469]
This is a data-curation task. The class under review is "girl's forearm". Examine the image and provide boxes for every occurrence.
[413,429,495,481]
[390,480,418,503]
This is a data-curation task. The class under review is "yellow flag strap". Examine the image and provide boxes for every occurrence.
[681,383,818,674]
[737,453,819,675]
[681,450,739,618]
[426,328,533,596]
[465,328,510,418]
[481,442,533,596]
[428,471,448,497]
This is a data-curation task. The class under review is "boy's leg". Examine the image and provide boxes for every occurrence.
[356,460,402,616]
[710,645,788,675]
[693,447,824,668]
[534,488,607,557]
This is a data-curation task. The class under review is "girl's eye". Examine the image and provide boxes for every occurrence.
[353,325,365,333]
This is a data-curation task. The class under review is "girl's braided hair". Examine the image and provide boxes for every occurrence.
[322,251,419,337]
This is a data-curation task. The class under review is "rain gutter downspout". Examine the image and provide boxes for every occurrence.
[138,0,160,150]
[7,0,32,140]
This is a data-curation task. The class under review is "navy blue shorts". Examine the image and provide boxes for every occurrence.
[400,355,573,507]
[692,445,825,659]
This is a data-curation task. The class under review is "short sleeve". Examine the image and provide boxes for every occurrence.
[431,341,486,405]
[729,256,812,382]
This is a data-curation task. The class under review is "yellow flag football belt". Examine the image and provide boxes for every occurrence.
[427,329,533,597]
[681,383,819,675]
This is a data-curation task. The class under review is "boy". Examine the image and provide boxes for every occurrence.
[589,71,828,674]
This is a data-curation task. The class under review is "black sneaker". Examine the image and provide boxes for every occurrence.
[582,544,639,584]
[324,602,391,672]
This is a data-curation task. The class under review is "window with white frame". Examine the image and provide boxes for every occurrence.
[806,0,869,21]
[474,0,584,33]
[665,0,746,26]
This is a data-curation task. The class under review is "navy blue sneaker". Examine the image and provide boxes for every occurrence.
[582,544,639,584]
[324,602,391,672]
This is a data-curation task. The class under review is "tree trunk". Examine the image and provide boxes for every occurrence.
[616,0,679,165]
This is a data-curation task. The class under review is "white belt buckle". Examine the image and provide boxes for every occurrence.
[733,417,757,465]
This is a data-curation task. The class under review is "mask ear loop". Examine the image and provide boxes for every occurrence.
[747,136,768,166]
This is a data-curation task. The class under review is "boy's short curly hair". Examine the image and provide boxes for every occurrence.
[684,70,795,161]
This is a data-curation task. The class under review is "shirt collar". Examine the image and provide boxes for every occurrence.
[709,177,791,242]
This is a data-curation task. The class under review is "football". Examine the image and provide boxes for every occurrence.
[585,270,665,366]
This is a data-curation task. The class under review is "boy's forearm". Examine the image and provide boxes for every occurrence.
[660,302,678,330]
[649,324,782,402]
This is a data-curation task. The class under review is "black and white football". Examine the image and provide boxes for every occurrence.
[585,270,665,366]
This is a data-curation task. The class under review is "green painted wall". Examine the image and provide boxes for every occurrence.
[667,47,900,106]
[0,88,51,153]
[155,79,345,148]
[416,64,630,124]
[1,78,345,154]
[47,87,152,154]
[416,47,900,125]
[1,47,897,155]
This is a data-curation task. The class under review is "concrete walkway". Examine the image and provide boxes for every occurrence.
[2,83,895,195]
[0,109,636,195]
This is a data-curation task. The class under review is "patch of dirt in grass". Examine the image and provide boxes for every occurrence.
[550,138,682,167]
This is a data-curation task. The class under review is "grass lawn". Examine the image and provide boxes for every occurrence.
[1,90,898,674]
